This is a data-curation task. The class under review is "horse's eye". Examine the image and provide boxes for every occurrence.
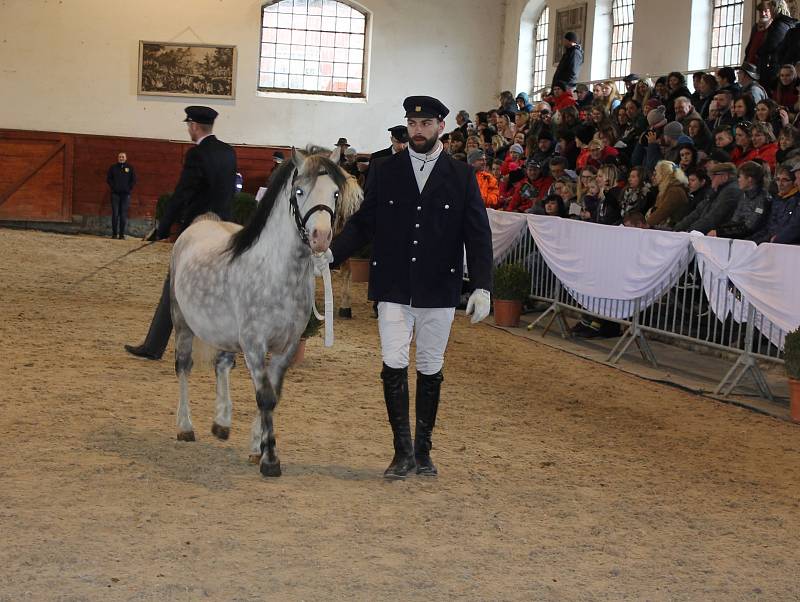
[334,191,340,200]
[295,188,304,196]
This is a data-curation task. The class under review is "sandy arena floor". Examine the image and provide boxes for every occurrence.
[1,229,799,601]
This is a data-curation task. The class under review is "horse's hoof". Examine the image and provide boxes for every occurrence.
[248,454,261,464]
[177,431,195,442]
[211,423,230,440]
[260,460,282,477]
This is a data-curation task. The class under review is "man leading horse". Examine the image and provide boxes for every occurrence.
[321,95,493,479]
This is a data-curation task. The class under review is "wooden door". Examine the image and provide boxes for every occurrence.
[0,131,73,222]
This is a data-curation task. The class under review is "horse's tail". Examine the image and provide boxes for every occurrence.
[192,336,220,369]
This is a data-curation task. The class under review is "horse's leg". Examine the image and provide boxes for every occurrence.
[174,327,195,441]
[338,262,352,319]
[244,346,282,477]
[211,351,236,440]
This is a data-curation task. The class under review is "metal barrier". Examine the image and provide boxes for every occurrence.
[495,228,784,401]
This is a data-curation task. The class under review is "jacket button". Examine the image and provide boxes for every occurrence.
[450,268,455,273]
[411,257,416,262]
[444,204,450,209]
[372,261,377,266]
[389,200,394,205]
[415,223,420,228]
[413,240,418,245]
[416,206,421,211]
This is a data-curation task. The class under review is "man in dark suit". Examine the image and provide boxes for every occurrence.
[320,96,493,479]
[369,125,409,163]
[124,105,237,360]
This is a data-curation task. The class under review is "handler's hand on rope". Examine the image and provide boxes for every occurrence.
[465,288,491,324]
[312,249,334,276]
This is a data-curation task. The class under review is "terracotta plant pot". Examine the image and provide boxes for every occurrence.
[789,377,800,423]
[349,258,370,283]
[292,339,307,366]
[493,299,523,327]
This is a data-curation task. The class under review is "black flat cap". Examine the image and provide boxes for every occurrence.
[336,137,349,146]
[623,73,640,83]
[403,96,449,120]
[183,106,218,124]
[388,125,409,142]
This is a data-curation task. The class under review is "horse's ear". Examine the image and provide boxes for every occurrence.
[291,147,304,170]
[329,146,342,164]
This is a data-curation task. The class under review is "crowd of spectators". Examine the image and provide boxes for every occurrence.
[446,0,800,248]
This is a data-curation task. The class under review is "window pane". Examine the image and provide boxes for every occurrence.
[260,0,368,95]
[710,0,743,67]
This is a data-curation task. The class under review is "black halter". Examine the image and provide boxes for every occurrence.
[288,169,337,247]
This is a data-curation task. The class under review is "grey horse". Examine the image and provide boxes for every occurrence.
[169,148,361,477]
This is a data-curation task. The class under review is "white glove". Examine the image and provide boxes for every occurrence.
[465,288,491,324]
[312,249,334,276]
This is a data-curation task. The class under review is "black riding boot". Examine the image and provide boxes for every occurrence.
[381,364,415,479]
[414,370,443,476]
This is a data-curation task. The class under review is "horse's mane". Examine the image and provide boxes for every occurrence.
[227,147,362,260]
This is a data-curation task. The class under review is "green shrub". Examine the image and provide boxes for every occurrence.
[303,313,323,339]
[493,262,530,302]
[785,328,800,380]
[232,192,258,226]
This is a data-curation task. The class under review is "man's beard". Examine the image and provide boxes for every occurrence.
[409,132,439,154]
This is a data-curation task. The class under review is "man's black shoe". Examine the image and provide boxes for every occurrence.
[124,344,162,360]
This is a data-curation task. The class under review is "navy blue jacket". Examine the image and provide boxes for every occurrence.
[107,162,136,194]
[330,149,493,308]
[158,135,237,238]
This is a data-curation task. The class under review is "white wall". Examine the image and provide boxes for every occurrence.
[501,0,758,93]
[0,0,505,153]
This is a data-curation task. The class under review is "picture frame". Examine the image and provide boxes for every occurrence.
[137,41,237,99]
[553,4,587,65]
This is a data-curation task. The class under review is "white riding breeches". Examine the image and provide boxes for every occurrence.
[377,302,455,375]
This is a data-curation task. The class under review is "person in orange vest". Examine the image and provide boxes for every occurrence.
[468,149,500,208]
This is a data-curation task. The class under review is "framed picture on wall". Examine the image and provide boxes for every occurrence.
[553,4,587,65]
[137,41,237,99]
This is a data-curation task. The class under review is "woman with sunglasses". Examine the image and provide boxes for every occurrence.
[750,122,779,172]
[731,122,759,166]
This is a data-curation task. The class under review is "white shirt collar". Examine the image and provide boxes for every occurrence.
[408,140,443,163]
[195,133,212,145]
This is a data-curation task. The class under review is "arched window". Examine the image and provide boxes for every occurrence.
[259,0,368,97]
[610,0,635,80]
[710,0,744,67]
[531,6,550,100]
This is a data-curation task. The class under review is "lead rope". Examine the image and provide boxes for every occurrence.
[311,263,334,347]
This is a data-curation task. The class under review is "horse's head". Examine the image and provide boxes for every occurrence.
[290,148,351,253]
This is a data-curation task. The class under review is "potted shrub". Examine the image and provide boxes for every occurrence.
[493,262,530,327]
[785,328,800,422]
[349,243,372,283]
[231,192,257,226]
[293,313,322,366]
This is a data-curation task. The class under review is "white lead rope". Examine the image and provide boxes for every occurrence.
[312,263,334,347]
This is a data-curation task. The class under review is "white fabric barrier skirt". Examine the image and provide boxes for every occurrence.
[485,211,800,343]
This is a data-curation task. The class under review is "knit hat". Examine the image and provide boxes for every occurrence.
[663,121,684,139]
[510,143,524,155]
[647,106,667,127]
[467,149,485,164]
[564,31,578,42]
[575,124,595,145]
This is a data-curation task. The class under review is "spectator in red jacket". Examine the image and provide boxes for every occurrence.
[507,160,553,213]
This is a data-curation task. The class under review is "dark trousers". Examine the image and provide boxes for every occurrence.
[111,193,131,236]
[140,274,173,357]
